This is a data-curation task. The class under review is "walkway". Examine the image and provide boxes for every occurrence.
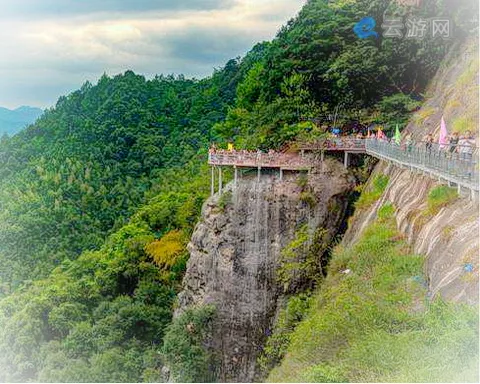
[365,139,479,193]
[208,137,479,196]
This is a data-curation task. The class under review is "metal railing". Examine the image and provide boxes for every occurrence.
[299,137,366,151]
[208,150,312,169]
[365,139,479,191]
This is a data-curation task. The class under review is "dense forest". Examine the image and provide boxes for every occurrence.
[0,0,476,381]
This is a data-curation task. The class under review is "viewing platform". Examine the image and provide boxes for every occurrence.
[208,150,312,170]
[208,137,478,198]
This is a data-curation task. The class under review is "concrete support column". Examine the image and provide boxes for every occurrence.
[279,168,283,181]
[234,166,238,188]
[457,184,461,195]
[211,166,215,196]
[344,152,349,168]
[257,166,261,183]
[218,167,223,195]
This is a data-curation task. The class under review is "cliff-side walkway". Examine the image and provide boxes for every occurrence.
[208,138,479,197]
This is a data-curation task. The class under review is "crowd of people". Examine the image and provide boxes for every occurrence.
[208,144,309,167]
[208,129,478,164]
[421,130,477,158]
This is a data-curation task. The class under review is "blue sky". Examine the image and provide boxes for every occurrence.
[0,0,306,109]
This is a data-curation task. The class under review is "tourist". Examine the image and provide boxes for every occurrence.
[449,132,460,153]
[458,131,475,160]
[424,133,434,152]
[404,132,414,153]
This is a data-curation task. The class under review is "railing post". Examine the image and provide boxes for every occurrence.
[211,166,215,196]
[234,165,238,188]
[218,167,223,195]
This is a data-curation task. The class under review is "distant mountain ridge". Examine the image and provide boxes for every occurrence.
[0,105,43,135]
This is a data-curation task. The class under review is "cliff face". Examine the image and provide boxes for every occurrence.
[176,159,355,382]
[343,161,479,305]
[343,37,479,305]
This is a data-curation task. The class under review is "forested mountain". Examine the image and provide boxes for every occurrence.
[0,106,43,135]
[0,0,476,381]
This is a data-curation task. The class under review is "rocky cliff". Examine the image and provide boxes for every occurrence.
[176,159,356,382]
[344,37,479,305]
[343,161,479,305]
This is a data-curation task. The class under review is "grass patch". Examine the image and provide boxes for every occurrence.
[258,293,314,376]
[452,116,477,134]
[457,58,479,87]
[267,205,479,383]
[425,185,458,216]
[355,174,389,210]
[299,191,316,208]
[412,107,436,125]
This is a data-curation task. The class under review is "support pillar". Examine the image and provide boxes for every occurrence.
[211,166,215,196]
[301,149,305,158]
[344,152,349,168]
[279,168,283,181]
[457,184,461,195]
[234,166,238,188]
[218,167,223,195]
[257,166,261,183]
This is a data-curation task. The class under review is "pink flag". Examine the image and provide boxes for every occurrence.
[439,116,448,149]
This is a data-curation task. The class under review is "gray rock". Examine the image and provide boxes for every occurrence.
[176,160,354,382]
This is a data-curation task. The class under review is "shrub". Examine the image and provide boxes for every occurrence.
[267,208,478,383]
[217,190,232,212]
[355,174,389,210]
[425,185,458,216]
[162,305,217,383]
[258,293,313,375]
[145,230,186,269]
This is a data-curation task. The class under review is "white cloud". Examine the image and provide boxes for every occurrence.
[0,0,306,108]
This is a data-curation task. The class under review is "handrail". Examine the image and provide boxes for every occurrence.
[365,139,479,191]
[208,138,479,191]
[208,150,312,169]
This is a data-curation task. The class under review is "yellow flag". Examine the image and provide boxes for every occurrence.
[227,143,234,151]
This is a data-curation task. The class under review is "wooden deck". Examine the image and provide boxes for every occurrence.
[208,151,313,170]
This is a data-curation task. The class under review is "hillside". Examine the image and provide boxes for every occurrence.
[0,106,43,135]
[266,33,479,384]
[0,0,477,382]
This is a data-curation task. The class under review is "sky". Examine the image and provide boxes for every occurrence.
[0,0,306,109]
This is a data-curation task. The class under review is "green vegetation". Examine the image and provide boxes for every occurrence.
[426,185,459,216]
[258,293,313,376]
[267,204,479,383]
[452,116,477,134]
[0,0,476,381]
[163,305,217,383]
[217,190,233,212]
[355,174,390,210]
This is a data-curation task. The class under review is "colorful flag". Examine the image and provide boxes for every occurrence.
[439,116,448,149]
[377,128,386,140]
[394,124,401,145]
